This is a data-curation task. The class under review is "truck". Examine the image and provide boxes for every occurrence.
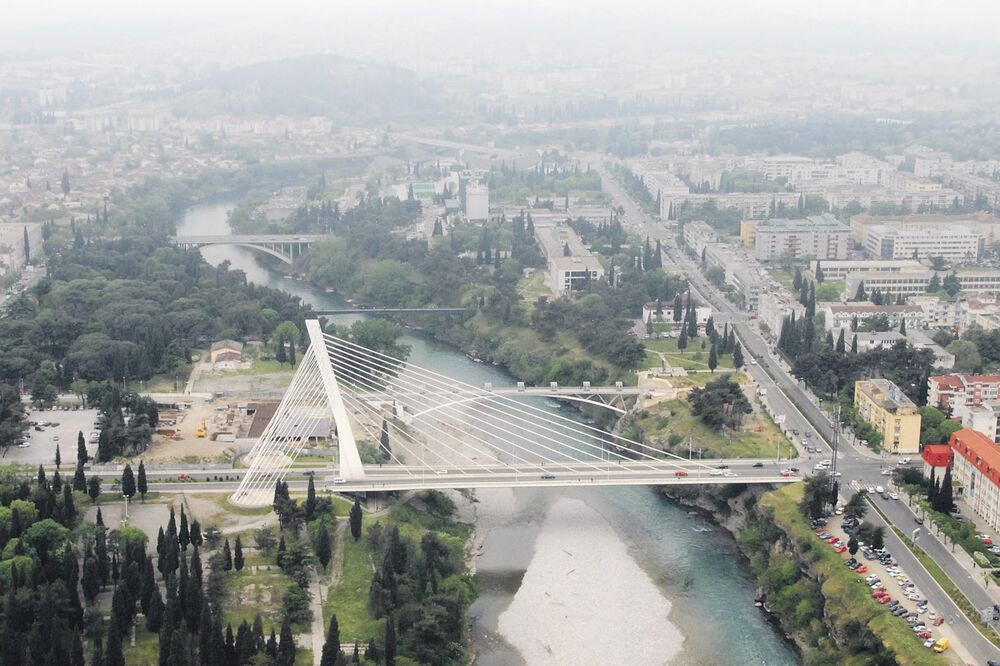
[932,638,949,653]
[195,420,207,438]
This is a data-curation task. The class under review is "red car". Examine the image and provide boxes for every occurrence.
[855,565,868,574]
[674,470,689,477]
[875,596,891,604]
[827,536,840,544]
[872,591,886,598]
[917,631,932,639]
[834,546,847,553]
[985,538,994,546]
[781,472,796,477]
[932,617,944,626]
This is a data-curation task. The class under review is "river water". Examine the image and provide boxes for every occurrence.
[178,201,800,665]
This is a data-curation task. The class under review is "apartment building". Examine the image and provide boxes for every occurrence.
[843,269,1000,300]
[703,244,765,310]
[753,214,850,261]
[757,290,805,340]
[682,220,719,256]
[854,378,922,454]
[949,429,1000,532]
[670,192,801,221]
[851,212,1000,247]
[845,329,954,369]
[927,374,1000,412]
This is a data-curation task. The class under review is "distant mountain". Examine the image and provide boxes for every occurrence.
[174,54,441,120]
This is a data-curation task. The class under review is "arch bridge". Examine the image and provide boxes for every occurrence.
[172,234,326,264]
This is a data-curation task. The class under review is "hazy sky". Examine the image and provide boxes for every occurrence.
[4,0,999,61]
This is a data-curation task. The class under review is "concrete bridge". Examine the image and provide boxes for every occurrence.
[172,234,327,264]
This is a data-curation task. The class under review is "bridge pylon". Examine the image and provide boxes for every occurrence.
[230,320,363,507]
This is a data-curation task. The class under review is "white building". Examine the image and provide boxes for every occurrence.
[822,303,925,331]
[809,259,923,282]
[464,182,489,222]
[534,222,605,295]
[843,269,1000,300]
[753,215,850,261]
[682,221,719,256]
[863,223,982,262]
[757,290,806,340]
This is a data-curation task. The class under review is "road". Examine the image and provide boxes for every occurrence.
[593,157,1000,664]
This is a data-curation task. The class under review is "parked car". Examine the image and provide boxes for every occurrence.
[673,470,689,477]
[752,462,764,468]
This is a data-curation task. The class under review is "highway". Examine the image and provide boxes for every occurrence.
[593,157,1000,663]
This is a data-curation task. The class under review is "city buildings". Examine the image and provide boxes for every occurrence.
[921,443,954,479]
[752,215,851,261]
[464,182,489,221]
[843,269,1000,300]
[534,222,604,295]
[641,297,712,327]
[848,330,954,369]
[757,290,805,340]
[854,378,922,454]
[949,429,1000,532]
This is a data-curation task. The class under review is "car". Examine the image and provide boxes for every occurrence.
[923,638,937,649]
[752,462,764,468]
[749,358,757,365]
[917,631,932,639]
[33,425,44,432]
[927,611,938,621]
[986,538,995,546]
[875,485,885,494]
[52,435,59,441]
[932,616,944,626]
[710,469,724,476]
[674,470,689,477]
[932,638,949,653]
[17,442,30,448]
[435,469,449,475]
[827,536,840,544]
[855,565,868,574]
[724,471,738,478]
[867,486,876,494]
[789,467,800,473]
[541,473,556,480]
[889,493,899,500]
[716,464,729,469]
[834,545,847,553]
[176,473,191,481]
[880,469,892,476]
[914,516,924,525]
[875,595,890,603]
[333,478,347,484]
[781,472,795,477]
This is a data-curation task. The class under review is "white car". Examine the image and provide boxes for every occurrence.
[333,478,347,484]
[435,469,449,475]
[17,442,30,448]
[749,358,757,365]
[875,486,885,494]
[724,471,738,478]
[710,469,724,476]
[890,493,899,500]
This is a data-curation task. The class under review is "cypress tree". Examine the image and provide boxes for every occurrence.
[234,536,244,572]
[350,499,363,541]
[169,630,187,666]
[138,461,148,501]
[305,476,317,519]
[77,431,87,465]
[278,618,296,666]
[708,343,718,373]
[384,615,397,666]
[835,329,846,353]
[179,508,190,551]
[222,539,233,571]
[190,520,202,547]
[62,483,76,521]
[147,587,164,633]
[850,334,858,354]
[121,464,136,500]
[73,461,86,492]
[106,614,126,666]
[316,524,332,571]
[732,344,744,369]
[320,614,342,666]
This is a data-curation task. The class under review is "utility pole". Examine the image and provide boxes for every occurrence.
[832,403,840,476]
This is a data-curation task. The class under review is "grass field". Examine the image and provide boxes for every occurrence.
[222,566,293,632]
[637,396,786,459]
[643,336,736,372]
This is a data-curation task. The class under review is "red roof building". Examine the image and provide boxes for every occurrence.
[928,374,1000,411]
[921,444,953,468]
[949,429,1000,531]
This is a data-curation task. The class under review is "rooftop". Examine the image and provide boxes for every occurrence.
[857,378,917,411]
[828,303,922,314]
[950,429,1000,489]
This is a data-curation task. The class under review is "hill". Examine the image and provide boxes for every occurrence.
[174,54,441,120]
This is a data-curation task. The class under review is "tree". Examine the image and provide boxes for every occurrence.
[677,325,688,352]
[850,333,858,354]
[947,340,982,374]
[77,431,87,464]
[672,294,683,322]
[936,466,955,514]
[844,491,868,521]
[315,524,332,571]
[708,343,718,373]
[138,461,148,501]
[853,280,866,301]
[384,615,397,666]
[55,443,61,469]
[61,169,70,196]
[121,464,136,500]
[793,267,802,290]
[305,476,317,520]
[222,539,233,571]
[82,556,101,603]
[732,344,744,369]
[815,261,824,283]
[73,461,87,492]
[278,617,296,666]
[234,536,244,571]
[848,534,859,556]
[106,616,126,666]
[835,329,846,354]
[88,475,101,503]
[349,499,363,541]
[255,526,277,554]
[320,614,343,666]
[926,273,942,293]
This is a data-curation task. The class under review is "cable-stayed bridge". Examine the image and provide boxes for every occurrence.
[230,320,798,506]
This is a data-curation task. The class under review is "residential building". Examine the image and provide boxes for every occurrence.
[669,192,801,221]
[823,303,924,332]
[927,374,1000,412]
[854,378,922,454]
[703,244,765,310]
[753,215,850,261]
[843,330,953,369]
[210,340,244,370]
[534,222,605,295]
[757,290,805,340]
[909,296,965,331]
[642,171,690,219]
[949,429,1000,532]
[960,404,1000,442]
[863,223,982,262]
[739,220,758,248]
[682,221,719,256]
[807,259,923,282]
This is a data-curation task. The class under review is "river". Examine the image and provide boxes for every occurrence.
[178,200,800,665]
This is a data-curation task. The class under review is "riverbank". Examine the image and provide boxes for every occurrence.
[498,496,684,664]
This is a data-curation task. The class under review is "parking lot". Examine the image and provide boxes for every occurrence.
[813,509,961,656]
[2,407,100,465]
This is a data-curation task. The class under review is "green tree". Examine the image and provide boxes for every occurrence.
[106,616,126,666]
[278,617,296,666]
[121,464,136,500]
[73,461,87,492]
[349,499,363,541]
[708,343,718,373]
[315,523,332,571]
[384,615,397,666]
[222,539,232,571]
[305,476,317,519]
[848,534,859,556]
[77,431,88,464]
[677,325,688,352]
[947,340,982,373]
[732,344,744,369]
[320,614,343,666]
[844,491,868,521]
[137,461,148,501]
[234,535,244,571]
[88,475,101,503]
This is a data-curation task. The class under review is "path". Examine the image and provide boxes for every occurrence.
[305,519,349,665]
